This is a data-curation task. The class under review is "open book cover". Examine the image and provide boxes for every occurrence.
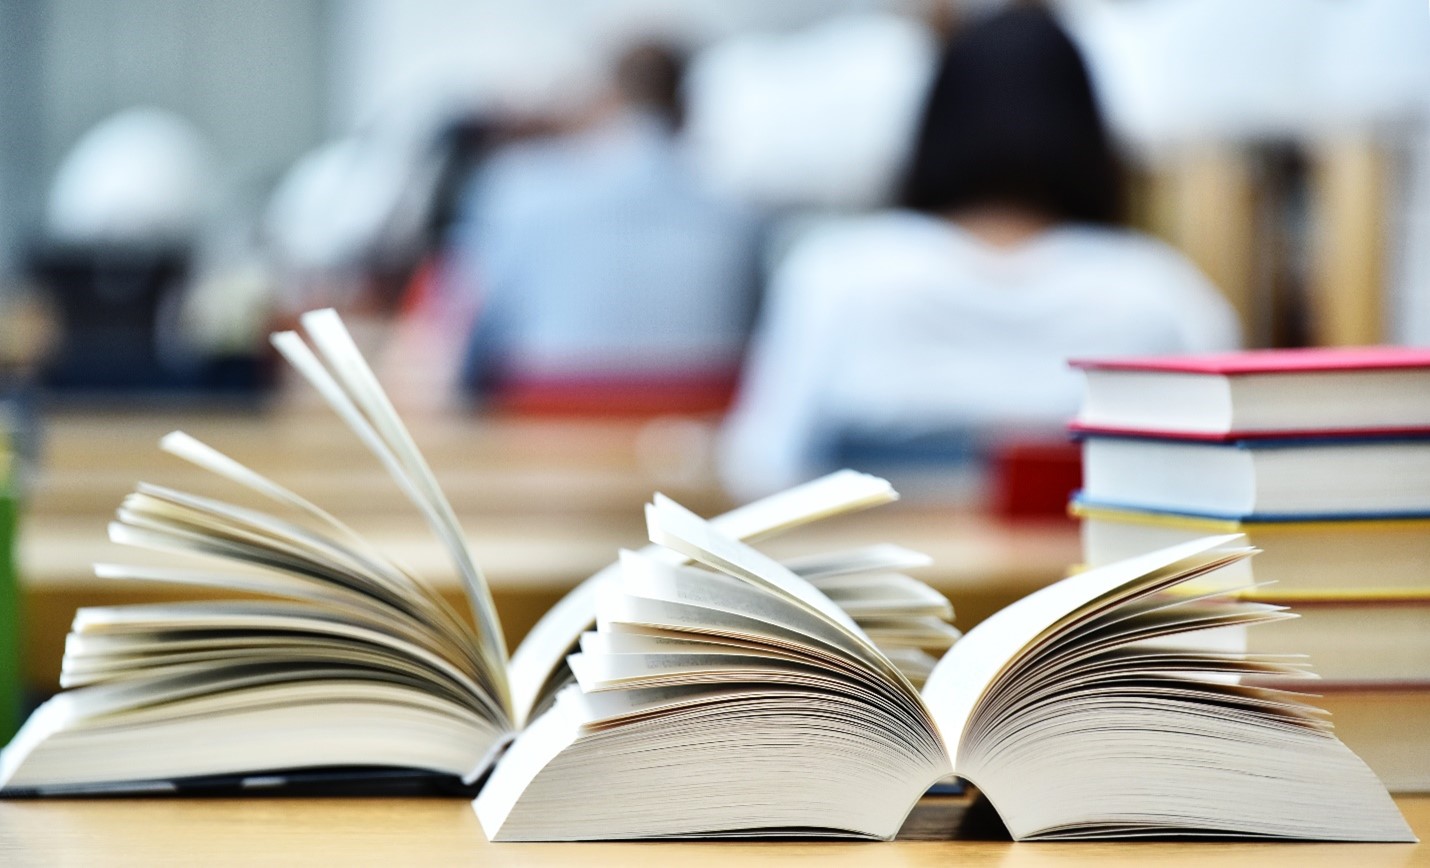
[0,311,1413,843]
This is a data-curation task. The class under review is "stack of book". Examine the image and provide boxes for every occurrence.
[1070,347,1430,792]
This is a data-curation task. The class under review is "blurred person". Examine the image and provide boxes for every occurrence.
[449,41,763,415]
[266,116,505,324]
[719,7,1241,500]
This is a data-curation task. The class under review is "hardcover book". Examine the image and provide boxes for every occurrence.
[1079,434,1430,521]
[1071,347,1430,441]
[1073,500,1430,593]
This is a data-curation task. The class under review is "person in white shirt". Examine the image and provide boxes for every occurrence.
[720,7,1240,500]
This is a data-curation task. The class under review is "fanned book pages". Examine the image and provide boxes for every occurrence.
[476,519,1413,842]
[0,310,949,796]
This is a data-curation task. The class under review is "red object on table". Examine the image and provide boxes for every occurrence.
[990,440,1082,521]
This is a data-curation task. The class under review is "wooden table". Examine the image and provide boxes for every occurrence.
[25,408,733,517]
[0,794,1424,866]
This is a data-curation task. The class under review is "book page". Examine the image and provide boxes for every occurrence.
[859,616,961,647]
[91,562,431,642]
[708,470,896,542]
[567,650,835,694]
[608,550,886,668]
[115,485,417,604]
[809,572,953,618]
[506,470,898,724]
[102,482,485,686]
[159,431,372,552]
[66,601,495,710]
[272,311,511,718]
[593,590,852,672]
[781,544,932,580]
[577,629,817,663]
[922,534,1244,762]
[645,496,864,641]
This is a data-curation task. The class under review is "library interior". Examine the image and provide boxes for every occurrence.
[0,0,1428,862]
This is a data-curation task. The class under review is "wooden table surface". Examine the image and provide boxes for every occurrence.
[0,794,1425,867]
[24,407,734,516]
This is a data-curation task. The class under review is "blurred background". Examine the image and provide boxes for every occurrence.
[2,0,1430,728]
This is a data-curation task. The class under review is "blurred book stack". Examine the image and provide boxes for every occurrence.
[1068,347,1430,792]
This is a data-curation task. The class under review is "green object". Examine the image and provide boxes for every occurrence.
[0,482,19,744]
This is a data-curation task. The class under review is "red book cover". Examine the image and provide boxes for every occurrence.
[1070,346,1430,376]
[1066,422,1430,442]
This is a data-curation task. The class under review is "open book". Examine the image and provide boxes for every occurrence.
[0,311,954,795]
[0,311,1412,843]
[477,520,1412,841]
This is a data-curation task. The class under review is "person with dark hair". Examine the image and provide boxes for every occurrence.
[899,6,1122,225]
[613,43,686,131]
[720,7,1239,499]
